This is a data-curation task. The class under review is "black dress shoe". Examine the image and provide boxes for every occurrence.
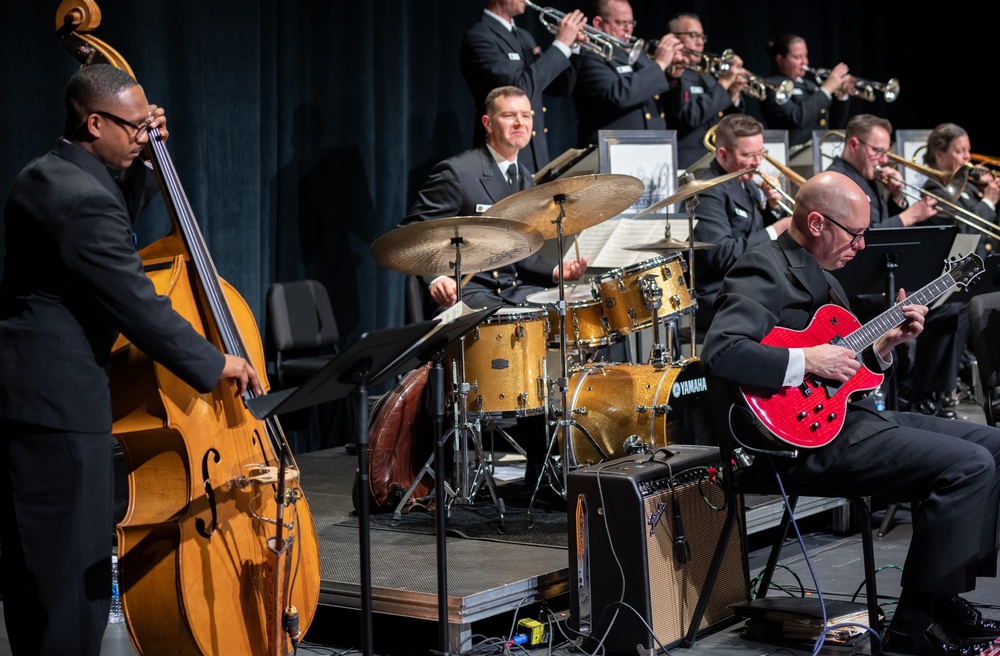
[914,398,957,420]
[883,622,992,655]
[937,596,1000,642]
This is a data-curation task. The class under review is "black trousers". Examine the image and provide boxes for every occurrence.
[0,419,114,656]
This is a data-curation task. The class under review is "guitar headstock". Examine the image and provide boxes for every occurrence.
[948,252,986,289]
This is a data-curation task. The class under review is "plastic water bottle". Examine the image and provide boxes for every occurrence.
[872,384,886,412]
[109,554,125,624]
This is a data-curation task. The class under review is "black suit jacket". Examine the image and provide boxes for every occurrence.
[760,74,850,148]
[662,69,743,169]
[691,160,783,331]
[400,146,556,309]
[0,140,224,433]
[571,47,669,147]
[460,12,576,172]
[826,156,905,228]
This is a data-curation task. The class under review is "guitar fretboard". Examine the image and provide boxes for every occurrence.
[842,272,956,354]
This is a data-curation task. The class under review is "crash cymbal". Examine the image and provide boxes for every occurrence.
[625,237,714,252]
[632,166,755,219]
[370,216,544,277]
[487,173,645,239]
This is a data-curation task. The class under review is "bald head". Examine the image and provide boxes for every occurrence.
[790,171,871,269]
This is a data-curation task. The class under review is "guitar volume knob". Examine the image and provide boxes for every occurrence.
[809,422,821,431]
[797,411,807,420]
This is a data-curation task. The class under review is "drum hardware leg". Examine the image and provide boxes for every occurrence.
[390,436,458,525]
[527,411,567,526]
[680,193,700,357]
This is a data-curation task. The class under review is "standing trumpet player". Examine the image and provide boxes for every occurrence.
[662,12,747,170]
[571,0,682,148]
[760,33,853,149]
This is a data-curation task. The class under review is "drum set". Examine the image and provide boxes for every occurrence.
[370,171,733,515]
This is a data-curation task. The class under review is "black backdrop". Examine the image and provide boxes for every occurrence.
[1,1,994,379]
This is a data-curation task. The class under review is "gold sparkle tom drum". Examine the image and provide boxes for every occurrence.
[447,306,548,417]
[591,253,695,340]
[525,285,612,350]
[560,359,711,465]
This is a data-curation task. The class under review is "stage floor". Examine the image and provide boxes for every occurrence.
[2,398,998,655]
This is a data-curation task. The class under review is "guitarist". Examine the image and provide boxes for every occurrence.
[701,170,1000,656]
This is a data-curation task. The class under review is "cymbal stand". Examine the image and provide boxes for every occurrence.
[389,237,506,529]
[682,194,700,357]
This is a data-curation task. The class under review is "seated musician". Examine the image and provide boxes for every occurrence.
[400,85,589,492]
[701,170,1000,656]
[690,114,790,337]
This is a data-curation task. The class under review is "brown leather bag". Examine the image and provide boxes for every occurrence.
[353,363,435,513]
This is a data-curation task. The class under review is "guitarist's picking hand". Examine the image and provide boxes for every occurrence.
[877,288,928,357]
[803,344,861,383]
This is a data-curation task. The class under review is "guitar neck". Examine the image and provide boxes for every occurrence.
[843,271,957,354]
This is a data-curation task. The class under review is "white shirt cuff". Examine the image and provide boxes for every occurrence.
[784,348,805,387]
[552,41,573,58]
[765,225,778,240]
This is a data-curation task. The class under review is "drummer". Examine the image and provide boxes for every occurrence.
[399,85,588,492]
[401,85,588,310]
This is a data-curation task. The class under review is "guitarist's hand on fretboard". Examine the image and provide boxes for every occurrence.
[873,288,928,361]
[803,344,861,383]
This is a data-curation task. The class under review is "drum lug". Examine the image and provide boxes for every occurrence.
[636,404,671,414]
[472,326,480,340]
[669,294,682,310]
[517,321,525,338]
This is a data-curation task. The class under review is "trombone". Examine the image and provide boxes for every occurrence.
[524,0,631,62]
[704,124,807,187]
[703,124,801,214]
[819,130,953,187]
[873,165,1000,241]
[802,65,900,103]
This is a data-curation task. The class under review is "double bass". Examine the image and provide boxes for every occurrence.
[56,2,321,654]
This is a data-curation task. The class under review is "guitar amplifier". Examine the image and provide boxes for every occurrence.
[567,446,748,654]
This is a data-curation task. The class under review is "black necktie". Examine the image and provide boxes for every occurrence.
[506,163,518,190]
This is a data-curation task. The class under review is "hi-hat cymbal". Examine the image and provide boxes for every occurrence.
[370,216,544,277]
[625,237,714,252]
[632,166,754,219]
[487,173,645,239]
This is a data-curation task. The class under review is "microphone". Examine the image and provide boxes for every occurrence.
[671,493,691,564]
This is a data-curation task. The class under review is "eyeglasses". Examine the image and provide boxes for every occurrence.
[821,213,869,246]
[740,148,768,160]
[856,137,890,158]
[672,31,707,42]
[95,110,151,141]
[610,19,637,28]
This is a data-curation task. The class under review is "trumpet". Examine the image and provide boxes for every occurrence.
[802,65,900,103]
[742,71,794,105]
[704,124,806,202]
[524,0,631,62]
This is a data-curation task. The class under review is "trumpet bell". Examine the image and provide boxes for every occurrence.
[773,79,794,105]
[883,77,900,103]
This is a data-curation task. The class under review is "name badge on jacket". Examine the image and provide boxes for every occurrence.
[689,85,705,94]
[616,65,634,74]
[792,87,804,96]
[734,207,749,219]
[508,53,522,61]
[476,203,493,213]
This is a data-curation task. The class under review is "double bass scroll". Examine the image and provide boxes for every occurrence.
[56,2,321,655]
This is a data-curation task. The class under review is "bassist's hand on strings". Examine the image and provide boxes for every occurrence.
[876,287,927,359]
[221,354,263,397]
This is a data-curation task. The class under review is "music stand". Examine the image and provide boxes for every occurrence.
[247,305,498,656]
[831,225,958,410]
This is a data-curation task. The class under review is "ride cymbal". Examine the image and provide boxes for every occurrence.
[487,173,644,239]
[625,237,714,252]
[370,216,544,277]
[632,167,754,219]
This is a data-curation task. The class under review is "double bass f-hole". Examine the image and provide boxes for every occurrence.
[196,448,221,538]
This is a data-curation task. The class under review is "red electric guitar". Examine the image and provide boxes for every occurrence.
[741,253,984,448]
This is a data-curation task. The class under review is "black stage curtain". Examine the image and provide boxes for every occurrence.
[1,0,993,360]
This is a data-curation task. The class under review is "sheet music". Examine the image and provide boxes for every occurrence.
[575,218,696,269]
[931,233,980,308]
